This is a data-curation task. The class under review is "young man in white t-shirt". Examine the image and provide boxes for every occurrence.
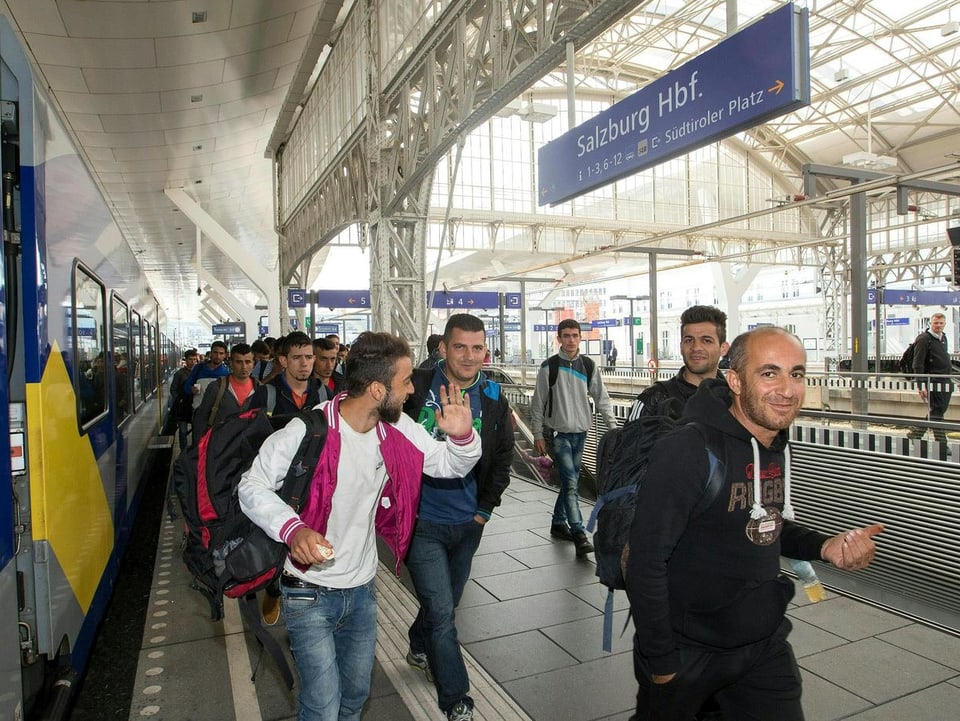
[239,331,480,721]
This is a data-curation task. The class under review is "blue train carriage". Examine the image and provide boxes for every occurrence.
[1,16,173,719]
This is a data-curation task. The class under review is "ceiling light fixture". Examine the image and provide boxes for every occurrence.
[190,94,203,103]
[192,11,207,24]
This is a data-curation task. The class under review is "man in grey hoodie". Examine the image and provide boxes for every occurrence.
[530,318,617,555]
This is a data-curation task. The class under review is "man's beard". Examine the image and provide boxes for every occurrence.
[378,390,403,423]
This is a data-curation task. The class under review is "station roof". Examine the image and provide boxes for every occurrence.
[2,0,958,328]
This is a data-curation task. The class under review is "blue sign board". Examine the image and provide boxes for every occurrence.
[212,322,245,336]
[314,290,370,309]
[430,291,501,309]
[288,288,307,308]
[258,324,268,336]
[885,317,910,326]
[313,322,341,335]
[504,292,522,308]
[538,4,809,205]
[868,289,960,306]
[592,318,620,328]
[534,324,558,332]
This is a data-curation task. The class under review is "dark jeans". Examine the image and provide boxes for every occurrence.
[549,431,587,532]
[406,518,484,713]
[631,619,804,721]
[908,385,953,459]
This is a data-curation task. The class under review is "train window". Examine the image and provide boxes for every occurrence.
[131,310,143,408]
[72,263,107,428]
[144,321,157,398]
[111,294,130,425]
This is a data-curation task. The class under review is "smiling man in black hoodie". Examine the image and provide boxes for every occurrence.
[626,326,884,721]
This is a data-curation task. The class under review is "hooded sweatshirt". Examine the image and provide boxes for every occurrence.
[625,378,830,676]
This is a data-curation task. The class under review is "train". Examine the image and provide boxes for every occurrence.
[1,16,176,720]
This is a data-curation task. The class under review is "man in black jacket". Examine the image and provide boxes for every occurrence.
[402,314,514,721]
[628,305,728,422]
[626,326,883,721]
[907,312,953,458]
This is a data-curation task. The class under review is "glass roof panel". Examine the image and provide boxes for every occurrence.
[537,0,960,182]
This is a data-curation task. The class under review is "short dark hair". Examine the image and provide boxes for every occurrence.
[313,337,336,352]
[344,332,411,397]
[556,318,580,336]
[211,340,228,352]
[230,343,252,357]
[443,313,484,341]
[251,339,269,355]
[278,332,312,356]
[680,305,728,344]
[183,349,198,360]
[425,334,443,354]
[726,326,801,372]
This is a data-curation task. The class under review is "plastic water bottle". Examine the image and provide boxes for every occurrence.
[788,558,827,602]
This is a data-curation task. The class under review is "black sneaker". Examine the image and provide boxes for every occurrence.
[573,531,594,556]
[446,701,473,721]
[550,523,573,541]
[405,649,434,683]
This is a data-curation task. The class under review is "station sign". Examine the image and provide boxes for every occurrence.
[623,316,642,326]
[504,293,522,308]
[313,323,341,335]
[868,289,960,306]
[534,324,558,332]
[885,317,910,326]
[212,322,245,336]
[430,291,501,309]
[592,318,620,328]
[288,288,307,308]
[538,3,810,205]
[315,290,370,309]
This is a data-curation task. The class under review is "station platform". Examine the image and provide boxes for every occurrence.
[121,475,960,721]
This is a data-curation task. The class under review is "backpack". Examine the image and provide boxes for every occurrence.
[542,354,596,417]
[172,406,327,688]
[899,335,928,380]
[586,405,724,652]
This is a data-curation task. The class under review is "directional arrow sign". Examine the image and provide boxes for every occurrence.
[314,290,371,308]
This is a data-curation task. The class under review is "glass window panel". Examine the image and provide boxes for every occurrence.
[73,265,107,428]
[111,295,130,425]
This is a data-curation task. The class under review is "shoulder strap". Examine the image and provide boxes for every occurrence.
[547,355,559,387]
[237,594,295,689]
[265,384,276,415]
[545,355,560,418]
[207,376,229,427]
[582,355,595,384]
[279,409,328,511]
[687,422,726,517]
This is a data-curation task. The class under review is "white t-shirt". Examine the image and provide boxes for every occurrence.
[317,419,387,587]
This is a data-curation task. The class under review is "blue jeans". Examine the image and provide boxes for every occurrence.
[406,518,484,713]
[281,579,377,721]
[550,431,587,533]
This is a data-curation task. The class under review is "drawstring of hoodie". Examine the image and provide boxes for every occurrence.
[748,438,795,521]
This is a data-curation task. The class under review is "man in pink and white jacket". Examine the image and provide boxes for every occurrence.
[239,331,479,721]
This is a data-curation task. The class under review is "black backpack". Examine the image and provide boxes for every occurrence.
[172,406,327,688]
[586,396,724,652]
[899,335,929,380]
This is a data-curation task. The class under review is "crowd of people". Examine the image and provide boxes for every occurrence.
[166,309,913,721]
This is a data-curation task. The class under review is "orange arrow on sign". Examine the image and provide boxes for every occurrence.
[768,79,784,95]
